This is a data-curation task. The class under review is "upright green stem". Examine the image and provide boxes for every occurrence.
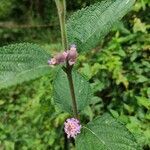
[55,0,68,50]
[55,0,78,118]
[66,66,78,118]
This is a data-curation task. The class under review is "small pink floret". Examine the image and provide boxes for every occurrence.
[67,46,78,65]
[55,52,67,64]
[64,118,81,139]
[48,58,57,65]
[68,59,76,65]
[70,44,76,48]
[63,51,68,59]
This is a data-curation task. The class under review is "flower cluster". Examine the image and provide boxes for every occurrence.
[48,44,78,66]
[64,118,81,139]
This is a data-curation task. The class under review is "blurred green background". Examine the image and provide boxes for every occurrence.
[0,0,150,149]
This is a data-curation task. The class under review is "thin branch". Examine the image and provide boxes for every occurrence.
[0,22,58,29]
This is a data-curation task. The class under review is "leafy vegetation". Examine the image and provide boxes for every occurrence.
[0,0,149,149]
[78,6,150,147]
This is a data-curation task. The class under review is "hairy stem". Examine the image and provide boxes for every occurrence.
[64,132,69,150]
[55,0,68,50]
[55,0,78,118]
[66,66,78,118]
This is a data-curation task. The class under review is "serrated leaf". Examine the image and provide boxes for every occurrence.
[0,43,51,89]
[67,0,135,52]
[53,69,91,114]
[76,113,139,150]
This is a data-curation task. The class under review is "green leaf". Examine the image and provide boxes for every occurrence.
[109,109,119,118]
[133,18,147,33]
[53,69,91,114]
[67,0,135,52]
[136,96,150,110]
[136,75,148,83]
[0,43,51,89]
[0,100,5,105]
[76,113,139,150]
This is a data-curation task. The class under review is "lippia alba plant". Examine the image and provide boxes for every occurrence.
[0,0,140,149]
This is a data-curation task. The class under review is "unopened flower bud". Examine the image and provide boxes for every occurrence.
[70,44,76,50]
[48,44,78,66]
[48,51,68,66]
[55,51,68,64]
[67,45,78,65]
[48,58,57,65]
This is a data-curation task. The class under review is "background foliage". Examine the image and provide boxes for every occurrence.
[0,0,150,149]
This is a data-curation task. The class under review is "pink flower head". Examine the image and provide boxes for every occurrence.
[67,44,78,65]
[64,118,81,139]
